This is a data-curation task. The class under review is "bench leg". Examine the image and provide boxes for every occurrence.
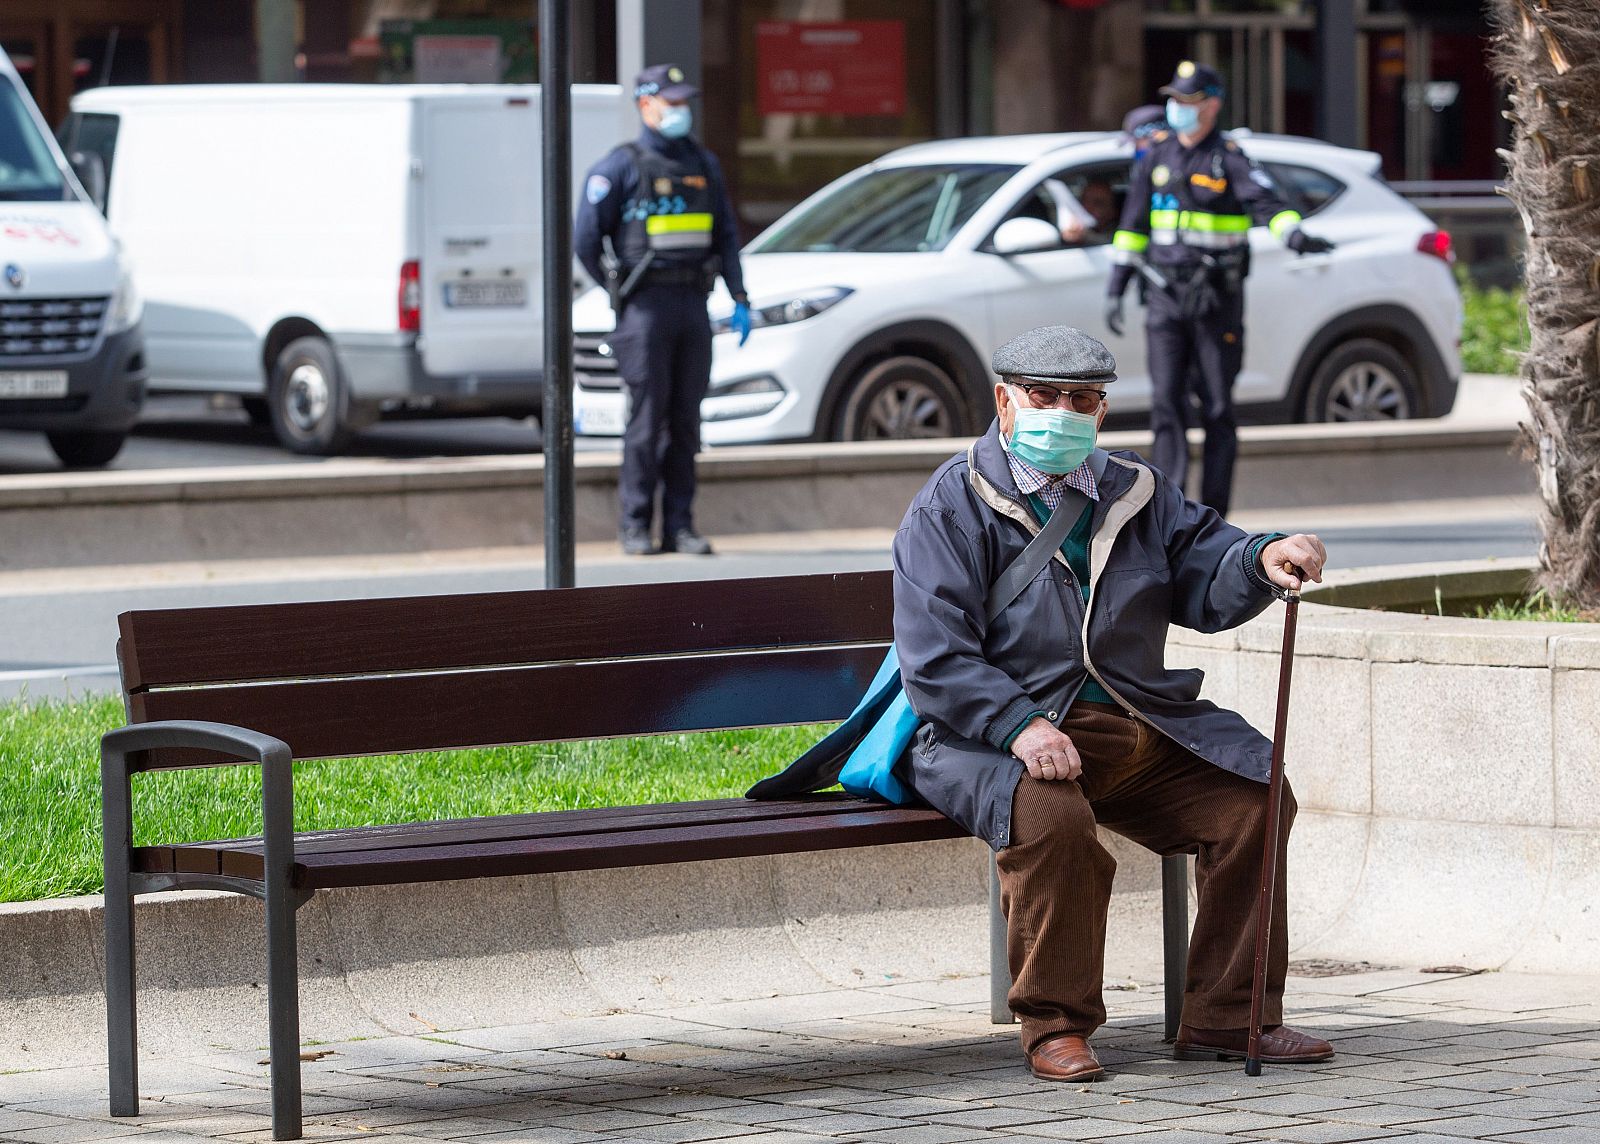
[101,746,139,1118]
[988,851,1015,1024]
[262,756,303,1141]
[1161,853,1191,1043]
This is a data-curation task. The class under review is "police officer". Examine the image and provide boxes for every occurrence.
[1121,103,1167,161]
[575,64,751,556]
[1104,62,1334,517]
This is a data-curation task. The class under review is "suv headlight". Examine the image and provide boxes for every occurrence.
[712,286,853,334]
[105,259,142,335]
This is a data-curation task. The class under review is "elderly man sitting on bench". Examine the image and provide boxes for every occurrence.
[891,325,1332,1081]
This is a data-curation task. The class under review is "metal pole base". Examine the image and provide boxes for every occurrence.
[1245,1057,1262,1077]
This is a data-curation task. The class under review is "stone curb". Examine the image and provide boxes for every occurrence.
[0,420,1533,570]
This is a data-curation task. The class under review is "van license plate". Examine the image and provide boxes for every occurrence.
[444,279,527,308]
[573,394,626,436]
[0,371,68,399]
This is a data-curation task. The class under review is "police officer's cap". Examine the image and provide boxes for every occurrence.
[991,326,1117,384]
[1160,60,1224,103]
[1120,104,1167,142]
[634,63,699,102]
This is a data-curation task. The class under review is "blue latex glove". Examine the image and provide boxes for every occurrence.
[731,301,752,347]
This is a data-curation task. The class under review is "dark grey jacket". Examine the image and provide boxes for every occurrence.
[893,423,1280,850]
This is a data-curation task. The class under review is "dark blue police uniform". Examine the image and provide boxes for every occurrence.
[575,66,746,554]
[1107,62,1332,517]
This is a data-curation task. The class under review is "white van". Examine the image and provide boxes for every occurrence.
[0,47,144,468]
[63,83,621,454]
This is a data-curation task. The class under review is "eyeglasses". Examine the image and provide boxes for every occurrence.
[1010,382,1107,414]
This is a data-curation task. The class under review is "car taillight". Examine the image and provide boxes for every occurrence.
[398,260,421,331]
[1417,230,1454,263]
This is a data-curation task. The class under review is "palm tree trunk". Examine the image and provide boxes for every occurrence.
[1490,1,1600,613]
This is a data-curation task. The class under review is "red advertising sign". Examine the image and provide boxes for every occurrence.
[756,20,906,117]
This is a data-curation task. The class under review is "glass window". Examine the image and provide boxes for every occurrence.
[750,163,1019,254]
[0,77,66,202]
[1263,162,1346,217]
[61,112,120,211]
[724,0,942,234]
[1002,161,1134,248]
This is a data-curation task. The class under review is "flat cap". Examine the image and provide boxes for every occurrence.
[991,325,1117,382]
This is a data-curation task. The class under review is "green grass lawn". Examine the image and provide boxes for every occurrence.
[0,695,831,904]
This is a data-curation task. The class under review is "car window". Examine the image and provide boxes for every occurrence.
[751,163,1020,254]
[1262,162,1346,218]
[0,77,67,202]
[57,111,119,213]
[1002,160,1130,249]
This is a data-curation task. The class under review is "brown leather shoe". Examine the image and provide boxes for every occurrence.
[1174,1023,1334,1063]
[1027,1034,1105,1082]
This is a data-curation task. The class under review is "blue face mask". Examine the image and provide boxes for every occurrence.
[1165,98,1201,133]
[657,104,692,139]
[1007,399,1098,475]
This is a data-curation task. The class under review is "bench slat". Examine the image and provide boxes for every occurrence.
[221,807,965,887]
[163,795,873,860]
[119,572,893,691]
[126,645,884,770]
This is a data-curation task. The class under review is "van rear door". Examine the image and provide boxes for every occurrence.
[417,92,540,378]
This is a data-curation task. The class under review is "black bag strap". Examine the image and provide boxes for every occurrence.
[982,448,1109,624]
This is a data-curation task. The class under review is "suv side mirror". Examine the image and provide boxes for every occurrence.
[992,217,1063,256]
[69,150,107,214]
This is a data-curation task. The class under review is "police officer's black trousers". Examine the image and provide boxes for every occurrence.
[610,283,713,537]
[1145,282,1245,516]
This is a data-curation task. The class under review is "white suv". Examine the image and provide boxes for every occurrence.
[572,131,1461,443]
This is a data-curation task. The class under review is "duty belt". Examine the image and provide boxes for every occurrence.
[636,265,709,288]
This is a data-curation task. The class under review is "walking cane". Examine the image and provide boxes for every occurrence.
[1245,581,1301,1077]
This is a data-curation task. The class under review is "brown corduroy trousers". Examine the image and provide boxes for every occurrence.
[996,701,1296,1054]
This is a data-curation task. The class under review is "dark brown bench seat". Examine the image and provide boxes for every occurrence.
[101,571,1189,1141]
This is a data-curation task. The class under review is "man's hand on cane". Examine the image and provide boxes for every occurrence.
[1261,534,1327,593]
[1011,717,1083,782]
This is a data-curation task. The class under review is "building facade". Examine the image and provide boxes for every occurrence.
[5,0,1500,238]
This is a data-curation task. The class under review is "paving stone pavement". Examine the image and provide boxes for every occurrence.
[2,970,1596,1143]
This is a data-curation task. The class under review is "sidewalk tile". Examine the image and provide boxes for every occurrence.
[1221,1094,1373,1117]
[851,1125,993,1143]
[767,1111,921,1135]
[1228,1126,1395,1144]
[922,1105,1060,1129]
[982,1117,1162,1139]
[1157,1110,1310,1133]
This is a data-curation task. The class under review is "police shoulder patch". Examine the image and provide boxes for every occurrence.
[585,174,612,204]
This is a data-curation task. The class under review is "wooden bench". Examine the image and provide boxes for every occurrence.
[101,570,1190,1141]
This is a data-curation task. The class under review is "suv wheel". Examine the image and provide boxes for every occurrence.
[1304,338,1418,422]
[269,335,354,455]
[837,355,968,441]
[46,429,127,468]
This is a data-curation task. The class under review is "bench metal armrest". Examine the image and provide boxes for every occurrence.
[101,720,303,1135]
[102,719,291,769]
[101,720,297,895]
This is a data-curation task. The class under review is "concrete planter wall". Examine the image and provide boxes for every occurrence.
[1168,558,1600,974]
